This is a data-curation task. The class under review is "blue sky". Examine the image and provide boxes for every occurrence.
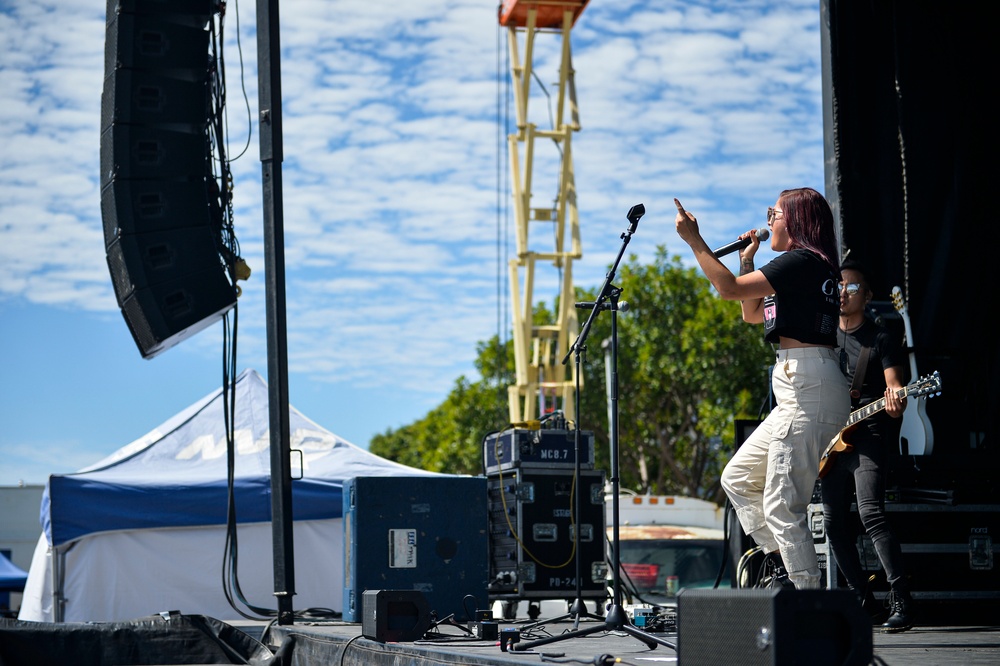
[0,0,824,486]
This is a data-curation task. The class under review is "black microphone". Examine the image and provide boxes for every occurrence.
[712,228,770,258]
[626,204,644,234]
[575,301,630,312]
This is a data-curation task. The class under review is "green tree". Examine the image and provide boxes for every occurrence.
[371,247,773,502]
[575,246,771,502]
[369,337,514,474]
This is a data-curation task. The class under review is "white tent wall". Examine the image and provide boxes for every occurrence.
[20,519,343,622]
[18,370,438,623]
[19,536,53,621]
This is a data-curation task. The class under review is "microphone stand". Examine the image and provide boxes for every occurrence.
[513,204,675,653]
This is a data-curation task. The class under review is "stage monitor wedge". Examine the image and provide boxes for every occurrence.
[678,588,872,666]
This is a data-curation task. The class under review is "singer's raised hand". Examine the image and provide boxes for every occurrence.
[674,197,700,244]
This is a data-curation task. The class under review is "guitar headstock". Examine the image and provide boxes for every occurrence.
[909,370,942,399]
[891,286,907,315]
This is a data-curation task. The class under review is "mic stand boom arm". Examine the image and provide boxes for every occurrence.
[561,203,643,368]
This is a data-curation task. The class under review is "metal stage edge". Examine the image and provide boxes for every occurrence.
[253,615,1000,666]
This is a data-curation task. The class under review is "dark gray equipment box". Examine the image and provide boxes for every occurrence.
[483,428,595,474]
[342,476,489,622]
[808,499,1000,610]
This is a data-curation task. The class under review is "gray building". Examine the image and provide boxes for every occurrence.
[1,484,45,614]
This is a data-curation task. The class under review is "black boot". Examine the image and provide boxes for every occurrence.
[881,588,913,633]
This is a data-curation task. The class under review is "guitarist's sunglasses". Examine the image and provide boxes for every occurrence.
[838,283,864,295]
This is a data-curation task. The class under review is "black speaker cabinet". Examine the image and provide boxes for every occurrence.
[678,588,872,666]
[361,590,432,643]
[101,0,234,359]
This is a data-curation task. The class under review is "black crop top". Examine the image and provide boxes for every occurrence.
[758,249,839,346]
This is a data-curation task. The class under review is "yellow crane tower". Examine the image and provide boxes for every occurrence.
[499,0,589,424]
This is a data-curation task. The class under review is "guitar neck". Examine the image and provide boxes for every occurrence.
[895,289,920,379]
[893,292,917,377]
[902,319,919,379]
[845,386,908,426]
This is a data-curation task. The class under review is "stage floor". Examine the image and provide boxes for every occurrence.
[253,613,1000,666]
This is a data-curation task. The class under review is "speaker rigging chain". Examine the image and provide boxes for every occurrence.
[890,4,910,304]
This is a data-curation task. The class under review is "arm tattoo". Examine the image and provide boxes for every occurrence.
[739,259,754,276]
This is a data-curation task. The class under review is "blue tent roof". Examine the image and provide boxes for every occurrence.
[0,552,28,592]
[42,369,436,547]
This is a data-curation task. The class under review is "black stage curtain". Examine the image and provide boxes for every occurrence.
[822,0,998,494]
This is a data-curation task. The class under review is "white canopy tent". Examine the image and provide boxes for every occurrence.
[19,369,437,622]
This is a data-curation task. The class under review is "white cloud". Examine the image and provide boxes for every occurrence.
[0,0,826,483]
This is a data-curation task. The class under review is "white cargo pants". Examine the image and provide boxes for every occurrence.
[722,347,850,588]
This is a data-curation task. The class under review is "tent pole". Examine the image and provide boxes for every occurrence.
[256,0,296,625]
[50,545,65,623]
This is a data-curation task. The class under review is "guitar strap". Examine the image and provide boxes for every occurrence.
[850,345,872,404]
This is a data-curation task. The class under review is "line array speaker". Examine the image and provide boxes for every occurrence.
[101,0,235,359]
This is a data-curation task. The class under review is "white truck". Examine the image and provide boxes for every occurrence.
[608,493,729,603]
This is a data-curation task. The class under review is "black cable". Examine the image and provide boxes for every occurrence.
[462,594,480,620]
[221,305,272,619]
[424,613,475,640]
[338,634,365,666]
[209,2,309,623]
[603,528,664,607]
[495,3,503,398]
[212,2,268,621]
[713,498,734,589]
[204,1,345,628]
[219,0,253,162]
[540,654,634,665]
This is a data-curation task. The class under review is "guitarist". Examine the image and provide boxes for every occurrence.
[822,259,913,632]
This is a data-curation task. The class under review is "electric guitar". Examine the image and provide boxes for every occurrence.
[818,371,942,478]
[892,286,935,455]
